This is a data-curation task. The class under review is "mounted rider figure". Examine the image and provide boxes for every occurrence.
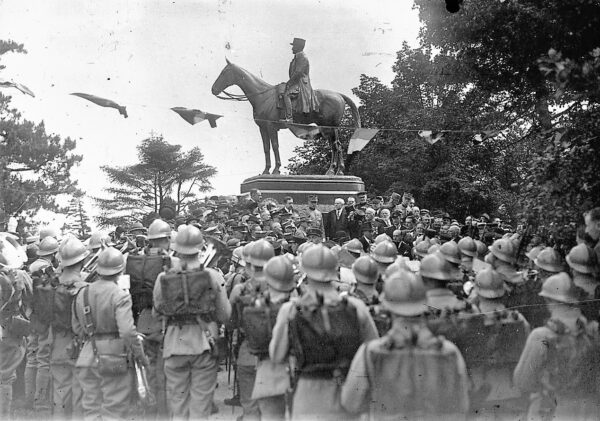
[283,38,320,122]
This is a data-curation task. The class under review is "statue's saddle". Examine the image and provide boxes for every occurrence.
[276,83,298,110]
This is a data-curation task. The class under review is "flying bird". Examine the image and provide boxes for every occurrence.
[171,107,223,128]
[0,80,35,97]
[70,92,128,118]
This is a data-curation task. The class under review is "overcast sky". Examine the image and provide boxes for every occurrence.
[1,0,420,224]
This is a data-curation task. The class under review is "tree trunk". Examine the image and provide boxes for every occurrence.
[158,176,163,211]
[535,86,553,131]
[176,180,182,213]
[153,175,158,213]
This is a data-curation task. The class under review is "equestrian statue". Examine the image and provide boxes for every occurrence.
[211,38,361,176]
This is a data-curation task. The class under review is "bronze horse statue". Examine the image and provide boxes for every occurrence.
[211,59,361,175]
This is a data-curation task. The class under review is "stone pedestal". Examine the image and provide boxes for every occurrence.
[240,174,365,205]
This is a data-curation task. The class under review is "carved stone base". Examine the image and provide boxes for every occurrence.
[240,174,365,205]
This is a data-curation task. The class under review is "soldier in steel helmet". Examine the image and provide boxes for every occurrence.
[420,252,465,312]
[0,251,29,418]
[72,247,149,419]
[26,235,60,415]
[506,244,563,328]
[153,225,231,419]
[583,207,600,265]
[566,243,600,322]
[49,236,89,418]
[135,218,175,417]
[341,269,470,420]
[270,244,378,421]
[468,267,531,418]
[228,239,274,420]
[370,240,398,293]
[514,272,600,420]
[248,255,297,421]
[350,256,380,304]
[224,245,249,297]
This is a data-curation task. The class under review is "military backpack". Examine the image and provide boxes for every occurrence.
[350,289,391,336]
[153,263,217,320]
[363,333,469,417]
[543,318,600,397]
[289,293,362,378]
[32,267,86,332]
[242,293,284,357]
[125,253,171,317]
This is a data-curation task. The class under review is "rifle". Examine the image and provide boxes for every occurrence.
[225,328,233,385]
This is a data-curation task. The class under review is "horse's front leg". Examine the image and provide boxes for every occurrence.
[270,127,281,175]
[259,125,271,174]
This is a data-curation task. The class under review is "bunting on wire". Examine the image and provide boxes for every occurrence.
[171,107,223,128]
[15,85,503,143]
[347,128,379,154]
[0,79,35,97]
[418,130,444,145]
[473,130,499,144]
[287,123,321,140]
[70,93,128,118]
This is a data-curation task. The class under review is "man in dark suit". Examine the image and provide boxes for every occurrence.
[358,222,374,253]
[325,198,349,240]
[385,210,403,237]
[280,195,295,217]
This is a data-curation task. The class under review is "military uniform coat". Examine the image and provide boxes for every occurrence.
[514,310,600,420]
[72,278,144,367]
[287,51,319,114]
[270,287,378,421]
[52,268,86,363]
[153,260,231,359]
[340,323,470,420]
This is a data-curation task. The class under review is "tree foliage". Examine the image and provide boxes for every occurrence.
[0,40,82,227]
[288,1,600,230]
[95,134,217,227]
[63,193,91,239]
[520,47,600,246]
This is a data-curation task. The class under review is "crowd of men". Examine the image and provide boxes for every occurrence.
[1,189,600,421]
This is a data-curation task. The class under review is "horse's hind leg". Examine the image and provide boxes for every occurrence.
[333,128,344,175]
[324,129,336,175]
[270,127,281,175]
[259,125,271,174]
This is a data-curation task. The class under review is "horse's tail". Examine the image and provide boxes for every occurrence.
[340,94,361,128]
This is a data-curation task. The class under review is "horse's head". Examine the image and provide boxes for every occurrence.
[211,58,237,96]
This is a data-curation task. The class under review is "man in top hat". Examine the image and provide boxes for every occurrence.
[282,38,319,122]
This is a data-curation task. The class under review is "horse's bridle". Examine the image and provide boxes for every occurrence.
[215,86,276,101]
